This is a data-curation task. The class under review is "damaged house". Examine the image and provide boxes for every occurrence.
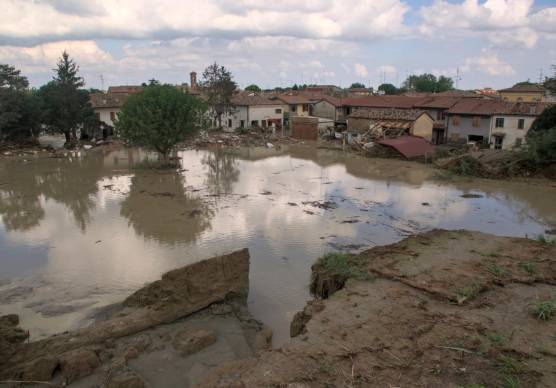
[346,108,434,143]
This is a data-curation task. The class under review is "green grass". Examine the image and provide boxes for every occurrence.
[485,262,507,278]
[479,251,500,258]
[320,253,372,281]
[537,234,556,244]
[487,331,505,345]
[518,261,536,275]
[502,374,521,388]
[530,298,555,321]
[454,283,483,304]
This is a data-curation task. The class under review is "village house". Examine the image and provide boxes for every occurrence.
[312,96,345,123]
[347,87,372,97]
[445,99,547,149]
[220,93,287,131]
[346,108,434,142]
[89,92,131,127]
[498,84,545,102]
[275,94,313,118]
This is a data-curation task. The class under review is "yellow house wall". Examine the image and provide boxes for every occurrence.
[410,114,434,141]
[499,92,545,102]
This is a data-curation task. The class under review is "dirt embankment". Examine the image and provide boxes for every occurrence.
[202,230,556,387]
[0,249,272,388]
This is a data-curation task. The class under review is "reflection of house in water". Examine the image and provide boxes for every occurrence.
[120,171,214,245]
[102,149,158,169]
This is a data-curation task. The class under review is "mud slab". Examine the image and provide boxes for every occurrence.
[201,230,556,387]
[0,248,272,387]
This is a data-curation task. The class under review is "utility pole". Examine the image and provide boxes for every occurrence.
[538,67,544,84]
[455,67,462,89]
[100,74,104,92]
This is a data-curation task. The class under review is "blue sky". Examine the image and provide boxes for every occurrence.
[1,0,555,90]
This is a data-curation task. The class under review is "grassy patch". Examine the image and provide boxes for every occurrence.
[479,251,500,258]
[537,234,556,244]
[485,262,507,278]
[518,261,536,275]
[498,355,522,388]
[320,253,372,282]
[530,298,555,321]
[454,282,483,304]
[487,331,505,346]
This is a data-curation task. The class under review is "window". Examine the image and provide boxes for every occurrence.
[261,120,267,127]
[240,120,245,128]
[228,119,232,127]
[275,108,282,114]
[472,116,481,128]
[302,104,309,112]
[518,118,525,129]
[495,117,504,128]
[451,115,460,126]
[515,138,523,147]
[251,120,258,127]
[291,105,297,112]
[110,111,116,121]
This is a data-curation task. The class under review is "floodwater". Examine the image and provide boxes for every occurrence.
[1,145,555,346]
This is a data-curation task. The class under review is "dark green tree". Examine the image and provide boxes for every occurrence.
[38,51,94,145]
[402,73,453,93]
[378,83,398,95]
[528,105,556,138]
[544,66,556,95]
[116,85,205,161]
[201,63,237,129]
[245,84,261,92]
[0,64,42,141]
[350,82,365,89]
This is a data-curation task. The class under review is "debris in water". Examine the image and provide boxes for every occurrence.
[287,202,298,206]
[460,194,483,199]
[302,200,337,210]
[260,190,272,195]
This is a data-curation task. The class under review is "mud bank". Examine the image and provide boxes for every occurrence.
[0,249,272,387]
[202,230,556,387]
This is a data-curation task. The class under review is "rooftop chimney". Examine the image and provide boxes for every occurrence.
[190,71,197,90]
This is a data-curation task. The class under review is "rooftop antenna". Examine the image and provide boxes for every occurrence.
[100,74,104,92]
[538,67,544,84]
[455,67,462,89]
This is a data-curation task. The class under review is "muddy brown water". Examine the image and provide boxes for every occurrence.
[1,145,555,346]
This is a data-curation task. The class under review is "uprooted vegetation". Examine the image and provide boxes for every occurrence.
[202,230,556,387]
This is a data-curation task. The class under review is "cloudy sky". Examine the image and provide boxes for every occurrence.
[1,0,555,90]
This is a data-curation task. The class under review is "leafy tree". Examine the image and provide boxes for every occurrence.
[116,85,205,162]
[350,82,365,89]
[201,63,237,129]
[402,73,453,93]
[245,84,261,92]
[292,84,299,90]
[38,51,94,145]
[378,83,398,95]
[544,66,556,95]
[0,64,42,141]
[513,80,536,87]
[528,105,556,138]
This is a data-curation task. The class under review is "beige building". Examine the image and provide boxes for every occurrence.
[498,84,545,102]
[275,95,312,117]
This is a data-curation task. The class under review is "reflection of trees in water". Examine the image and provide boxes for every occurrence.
[0,154,107,232]
[201,150,240,195]
[120,170,213,245]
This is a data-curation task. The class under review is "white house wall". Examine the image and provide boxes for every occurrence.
[95,107,120,127]
[490,115,535,150]
[248,105,286,127]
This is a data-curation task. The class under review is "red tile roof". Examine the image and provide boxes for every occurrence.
[377,136,434,158]
[90,92,132,108]
[276,94,313,104]
[341,96,430,109]
[447,100,548,116]
[107,85,144,94]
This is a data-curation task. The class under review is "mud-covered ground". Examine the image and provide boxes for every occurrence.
[202,230,556,388]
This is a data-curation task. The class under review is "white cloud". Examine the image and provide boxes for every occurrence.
[376,65,397,76]
[418,0,554,49]
[462,51,515,76]
[1,0,410,44]
[354,63,369,78]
